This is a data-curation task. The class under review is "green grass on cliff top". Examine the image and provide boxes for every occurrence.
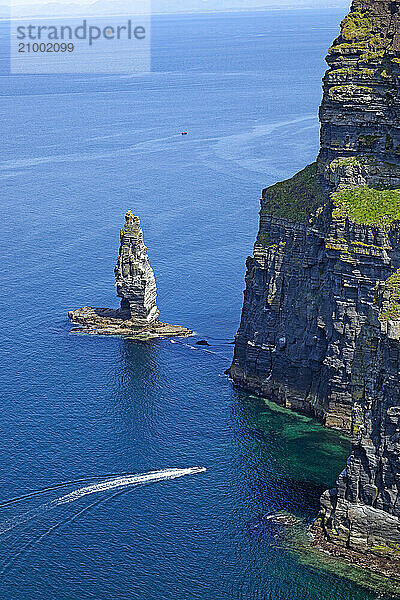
[329,7,386,54]
[332,186,400,228]
[261,163,326,224]
[341,10,376,42]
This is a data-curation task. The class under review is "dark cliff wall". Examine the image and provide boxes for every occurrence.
[320,0,400,168]
[319,277,400,560]
[230,0,400,431]
[231,0,400,564]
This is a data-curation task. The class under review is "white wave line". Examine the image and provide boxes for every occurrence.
[0,506,48,536]
[0,470,154,509]
[0,489,126,579]
[53,467,206,506]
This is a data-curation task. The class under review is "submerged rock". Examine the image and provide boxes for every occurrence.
[68,212,192,339]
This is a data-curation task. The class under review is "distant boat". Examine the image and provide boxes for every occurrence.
[181,131,188,135]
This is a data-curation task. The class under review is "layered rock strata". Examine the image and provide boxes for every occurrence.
[230,0,400,569]
[69,212,191,339]
[115,210,159,325]
[230,0,400,431]
[316,275,400,570]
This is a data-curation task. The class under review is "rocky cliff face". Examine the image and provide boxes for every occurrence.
[230,0,400,567]
[115,210,159,325]
[319,275,400,564]
[230,0,400,431]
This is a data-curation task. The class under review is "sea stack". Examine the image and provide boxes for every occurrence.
[68,211,191,339]
[115,210,160,325]
[229,0,400,574]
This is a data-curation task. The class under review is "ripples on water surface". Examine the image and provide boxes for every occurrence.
[0,8,391,600]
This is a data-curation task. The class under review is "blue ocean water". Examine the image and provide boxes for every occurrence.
[0,9,387,600]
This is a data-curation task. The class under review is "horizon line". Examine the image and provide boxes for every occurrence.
[2,4,350,20]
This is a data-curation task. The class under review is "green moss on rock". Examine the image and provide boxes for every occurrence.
[341,10,376,42]
[360,49,386,62]
[330,34,386,54]
[358,134,381,147]
[330,156,376,169]
[255,232,272,247]
[329,67,375,77]
[261,163,326,225]
[332,186,400,228]
[379,269,400,322]
[385,134,394,150]
[380,68,392,78]
[328,85,373,101]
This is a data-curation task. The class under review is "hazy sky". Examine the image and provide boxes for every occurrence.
[10,0,350,8]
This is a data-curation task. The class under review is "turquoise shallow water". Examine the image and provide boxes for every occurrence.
[0,8,390,599]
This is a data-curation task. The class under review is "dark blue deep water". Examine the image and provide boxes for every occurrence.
[0,8,388,600]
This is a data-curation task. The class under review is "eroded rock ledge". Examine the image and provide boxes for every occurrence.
[69,212,191,340]
[310,517,400,582]
[68,307,192,339]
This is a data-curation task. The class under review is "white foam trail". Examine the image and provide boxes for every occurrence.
[0,492,121,578]
[0,468,206,536]
[53,467,206,506]
[0,476,117,508]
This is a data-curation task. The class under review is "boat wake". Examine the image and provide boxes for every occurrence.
[54,467,206,505]
[0,467,206,536]
[0,467,206,579]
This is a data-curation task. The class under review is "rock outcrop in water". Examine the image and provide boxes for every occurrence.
[230,0,400,570]
[68,211,191,339]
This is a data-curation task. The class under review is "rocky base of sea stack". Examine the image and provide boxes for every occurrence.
[310,519,400,582]
[68,307,192,339]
